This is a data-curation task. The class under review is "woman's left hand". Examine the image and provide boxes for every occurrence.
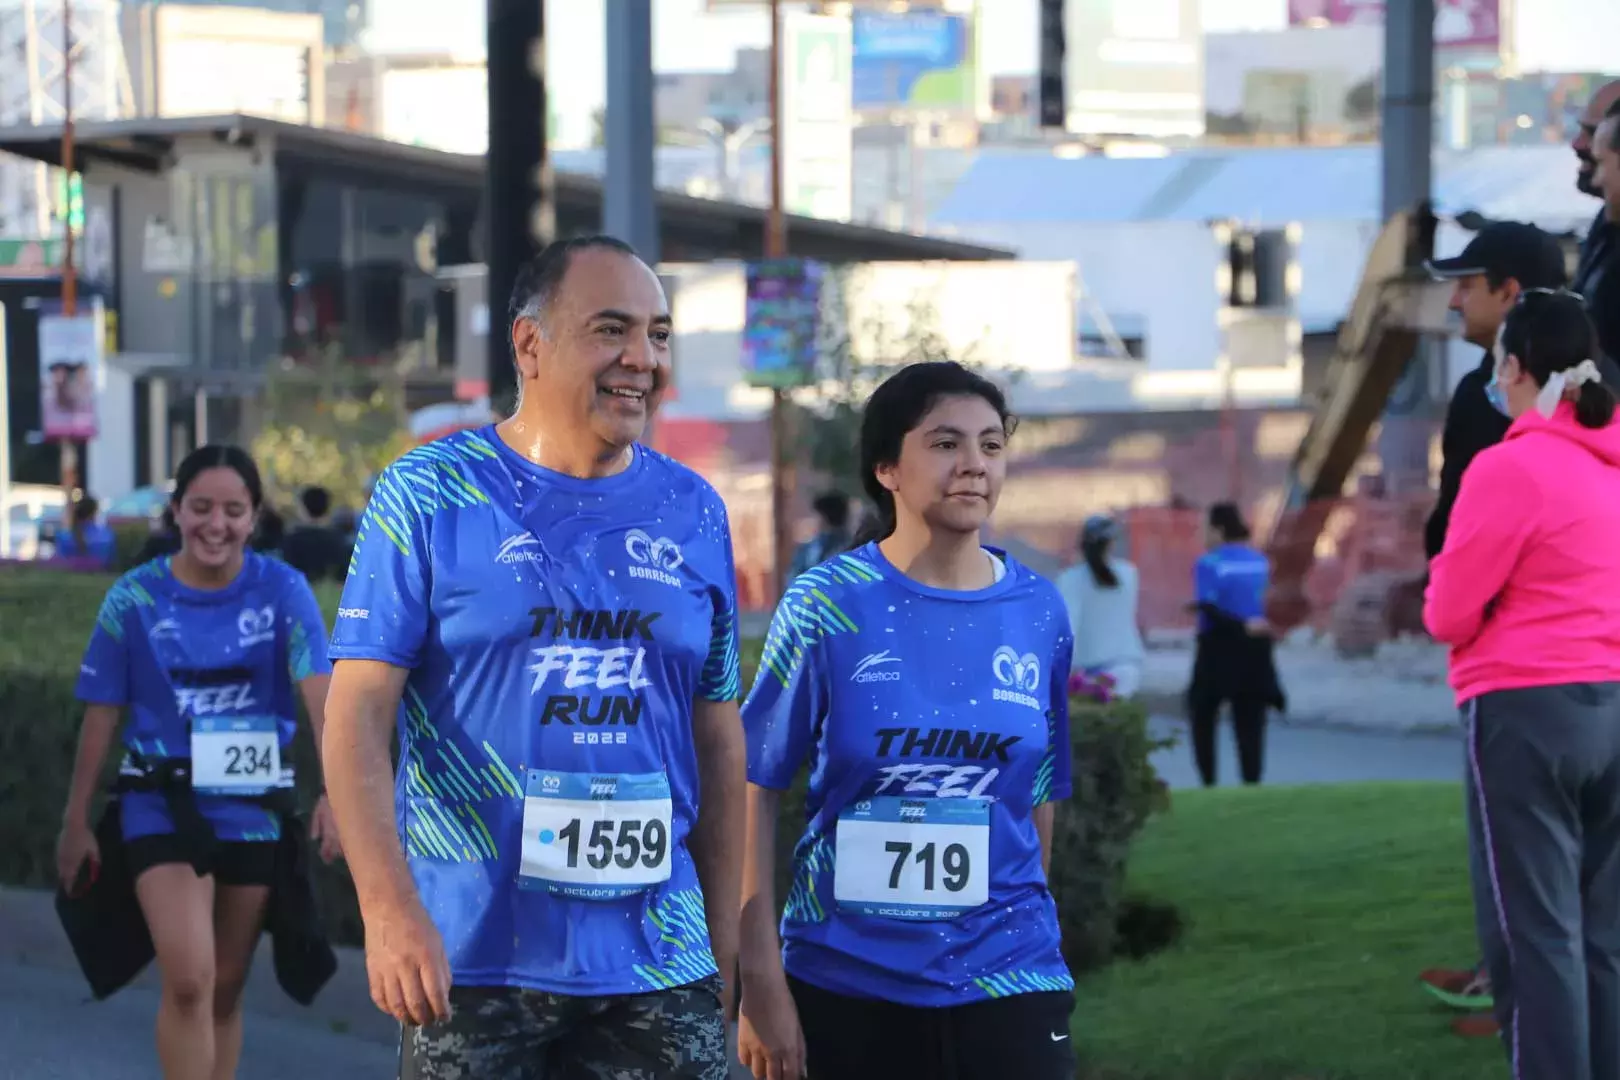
[310,793,344,864]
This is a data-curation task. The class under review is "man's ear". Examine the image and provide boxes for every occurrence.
[511,316,544,382]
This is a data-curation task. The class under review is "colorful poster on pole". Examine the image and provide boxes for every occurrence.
[38,306,104,440]
[741,259,824,390]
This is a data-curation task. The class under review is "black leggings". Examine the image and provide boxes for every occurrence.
[789,975,1075,1080]
[1189,696,1268,786]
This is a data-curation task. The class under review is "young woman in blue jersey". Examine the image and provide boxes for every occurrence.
[55,444,341,1080]
[737,361,1077,1080]
[1186,502,1284,786]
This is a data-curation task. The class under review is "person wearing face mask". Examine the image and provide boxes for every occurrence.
[1422,221,1571,562]
[322,236,745,1079]
[54,444,343,1080]
[1424,290,1620,1080]
[736,361,1077,1080]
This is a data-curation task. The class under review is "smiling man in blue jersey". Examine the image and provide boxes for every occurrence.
[321,235,746,1080]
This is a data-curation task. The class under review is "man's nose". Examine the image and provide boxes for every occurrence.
[619,333,656,371]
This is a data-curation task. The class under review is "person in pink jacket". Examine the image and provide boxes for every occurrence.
[1424,288,1620,1080]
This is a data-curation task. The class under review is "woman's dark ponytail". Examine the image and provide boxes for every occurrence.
[1575,381,1617,429]
[1082,538,1118,589]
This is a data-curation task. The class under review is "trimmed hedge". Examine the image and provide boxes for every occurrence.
[0,568,1165,976]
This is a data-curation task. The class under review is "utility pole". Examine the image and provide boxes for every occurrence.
[604,0,658,263]
[766,0,794,600]
[58,0,78,497]
[486,0,553,411]
[1375,0,1436,495]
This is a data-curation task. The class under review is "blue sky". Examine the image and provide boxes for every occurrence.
[362,0,1620,145]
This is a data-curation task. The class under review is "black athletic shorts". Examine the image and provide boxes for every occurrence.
[789,973,1076,1080]
[398,973,727,1080]
[124,832,278,888]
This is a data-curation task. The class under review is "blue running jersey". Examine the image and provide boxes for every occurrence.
[74,553,332,843]
[743,543,1076,1007]
[1194,543,1270,631]
[328,428,741,997]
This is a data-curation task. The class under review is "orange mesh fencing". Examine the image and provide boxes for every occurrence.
[1122,494,1435,636]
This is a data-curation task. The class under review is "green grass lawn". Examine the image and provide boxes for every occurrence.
[1073,782,1508,1080]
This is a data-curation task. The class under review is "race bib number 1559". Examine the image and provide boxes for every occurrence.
[519,770,674,900]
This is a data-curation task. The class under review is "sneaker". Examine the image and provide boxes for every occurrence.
[1452,1013,1501,1038]
[1418,967,1478,995]
[1419,966,1494,1011]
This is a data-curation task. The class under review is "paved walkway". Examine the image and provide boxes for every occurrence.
[0,699,1467,1077]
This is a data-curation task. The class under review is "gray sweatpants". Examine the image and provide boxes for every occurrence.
[1466,683,1620,1080]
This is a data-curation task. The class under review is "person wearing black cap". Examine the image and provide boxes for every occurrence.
[1422,221,1573,563]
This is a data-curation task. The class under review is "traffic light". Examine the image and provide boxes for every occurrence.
[1038,0,1065,129]
[55,171,84,233]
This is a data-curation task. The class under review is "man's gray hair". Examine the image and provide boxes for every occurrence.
[507,235,640,348]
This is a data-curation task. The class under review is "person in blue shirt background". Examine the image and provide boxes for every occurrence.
[737,361,1077,1080]
[322,234,745,1080]
[1187,501,1285,787]
[53,494,118,569]
[55,444,341,1080]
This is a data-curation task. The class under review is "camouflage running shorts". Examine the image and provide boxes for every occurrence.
[396,974,728,1080]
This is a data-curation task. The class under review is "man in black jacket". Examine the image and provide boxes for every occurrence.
[1421,221,1570,561]
[1583,96,1620,368]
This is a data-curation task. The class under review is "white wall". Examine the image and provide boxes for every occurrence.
[88,360,135,503]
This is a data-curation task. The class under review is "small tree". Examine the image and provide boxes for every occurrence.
[251,345,416,511]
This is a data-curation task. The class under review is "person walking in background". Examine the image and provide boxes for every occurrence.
[1186,502,1283,787]
[53,494,117,570]
[1424,290,1620,1080]
[1055,514,1144,699]
[279,486,352,584]
[789,491,855,580]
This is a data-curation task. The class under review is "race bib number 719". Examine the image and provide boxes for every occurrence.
[834,797,991,919]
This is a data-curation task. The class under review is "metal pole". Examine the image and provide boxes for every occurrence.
[486,0,552,413]
[59,0,79,497]
[604,0,659,264]
[767,0,795,600]
[1375,0,1435,495]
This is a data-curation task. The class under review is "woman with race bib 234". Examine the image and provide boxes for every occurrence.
[55,445,342,1080]
[736,361,1077,1080]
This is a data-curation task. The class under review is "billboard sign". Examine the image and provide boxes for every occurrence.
[852,10,976,114]
[1287,0,1501,51]
[781,12,854,221]
[38,305,105,441]
[1063,0,1204,139]
[741,259,825,390]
